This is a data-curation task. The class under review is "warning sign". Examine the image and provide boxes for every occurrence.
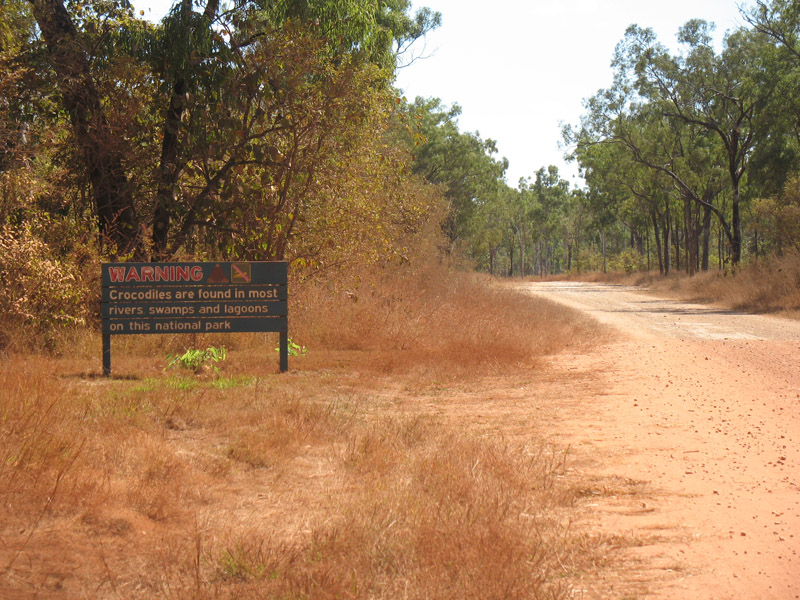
[101,261,288,375]
[231,263,252,284]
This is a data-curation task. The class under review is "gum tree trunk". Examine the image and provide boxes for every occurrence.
[29,0,140,256]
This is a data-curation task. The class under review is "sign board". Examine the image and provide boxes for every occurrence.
[101,261,288,375]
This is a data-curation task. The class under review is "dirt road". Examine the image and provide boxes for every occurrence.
[524,282,800,600]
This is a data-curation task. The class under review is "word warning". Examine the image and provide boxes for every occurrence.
[101,261,288,374]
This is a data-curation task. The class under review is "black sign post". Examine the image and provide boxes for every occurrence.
[101,261,288,375]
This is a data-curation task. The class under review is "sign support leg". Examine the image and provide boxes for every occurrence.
[279,329,288,373]
[102,332,111,376]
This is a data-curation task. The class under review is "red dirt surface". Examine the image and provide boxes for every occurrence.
[525,282,800,600]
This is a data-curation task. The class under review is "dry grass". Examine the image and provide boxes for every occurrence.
[292,263,601,375]
[542,251,800,317]
[0,262,614,599]
[639,252,800,315]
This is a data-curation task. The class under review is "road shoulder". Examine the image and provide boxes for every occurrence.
[541,331,800,599]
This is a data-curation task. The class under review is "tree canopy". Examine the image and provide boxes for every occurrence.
[3,0,800,312]
[6,0,440,261]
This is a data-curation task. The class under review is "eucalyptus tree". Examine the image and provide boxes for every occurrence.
[468,183,513,275]
[740,0,800,199]
[628,20,780,264]
[568,135,637,272]
[516,166,570,276]
[619,102,727,273]
[560,188,591,273]
[569,21,777,270]
[25,0,440,259]
[745,0,800,59]
[573,136,671,272]
[568,64,693,272]
[148,0,440,258]
[0,1,36,176]
[508,184,530,277]
[26,0,146,255]
[405,97,509,247]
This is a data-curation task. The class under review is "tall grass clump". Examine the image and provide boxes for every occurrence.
[150,414,581,600]
[292,259,600,373]
[0,357,89,591]
[635,251,800,314]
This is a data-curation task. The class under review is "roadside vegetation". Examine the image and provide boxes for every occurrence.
[1,253,612,598]
[547,250,800,316]
[2,0,799,597]
[640,251,800,315]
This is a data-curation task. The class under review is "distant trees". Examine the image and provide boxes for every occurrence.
[419,0,800,279]
[563,1,800,273]
[5,0,800,284]
[403,98,507,247]
[401,8,800,278]
[400,99,581,276]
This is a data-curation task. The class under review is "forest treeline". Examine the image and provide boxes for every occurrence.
[1,0,799,338]
[418,0,800,279]
[1,0,446,335]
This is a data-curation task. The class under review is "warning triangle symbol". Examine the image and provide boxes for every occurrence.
[207,264,229,283]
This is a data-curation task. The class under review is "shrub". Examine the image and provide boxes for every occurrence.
[0,225,88,336]
[608,248,647,274]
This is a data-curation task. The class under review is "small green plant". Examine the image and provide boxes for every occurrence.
[216,542,281,582]
[276,338,307,357]
[166,346,227,374]
[210,375,258,390]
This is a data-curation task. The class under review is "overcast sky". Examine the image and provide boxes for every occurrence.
[393,0,748,186]
[132,0,749,187]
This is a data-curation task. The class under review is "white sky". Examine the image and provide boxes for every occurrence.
[394,0,748,186]
[132,0,749,187]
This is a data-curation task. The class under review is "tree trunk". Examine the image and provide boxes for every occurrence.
[152,0,220,259]
[701,204,712,271]
[567,243,572,272]
[152,76,186,259]
[674,213,681,272]
[663,202,671,275]
[683,196,696,276]
[753,229,759,261]
[730,184,742,265]
[29,0,140,257]
[508,238,514,277]
[601,228,607,274]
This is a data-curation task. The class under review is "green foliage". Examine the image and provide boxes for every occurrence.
[216,543,271,582]
[750,172,800,254]
[0,0,454,338]
[14,0,443,262]
[166,346,227,374]
[573,248,605,273]
[402,97,508,245]
[276,338,307,357]
[8,0,800,308]
[130,377,200,395]
[609,248,648,274]
[562,7,800,273]
[210,376,258,390]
